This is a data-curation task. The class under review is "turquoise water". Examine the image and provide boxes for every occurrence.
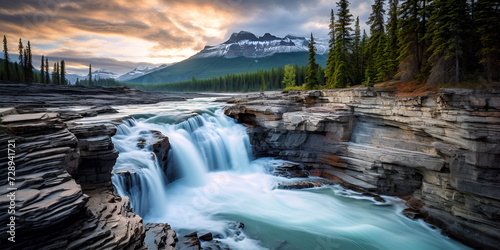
[111,98,469,250]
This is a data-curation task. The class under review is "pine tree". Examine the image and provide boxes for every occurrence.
[60,60,66,85]
[365,0,386,84]
[45,57,50,84]
[352,16,363,85]
[52,63,58,85]
[425,0,469,85]
[384,0,399,79]
[360,30,370,85]
[332,0,354,88]
[260,74,266,91]
[398,0,429,80]
[475,0,500,82]
[2,35,10,81]
[89,64,93,86]
[23,49,28,83]
[282,64,296,88]
[325,9,336,88]
[25,41,33,83]
[41,55,45,83]
[375,33,389,82]
[56,61,60,85]
[305,33,319,90]
[17,38,23,82]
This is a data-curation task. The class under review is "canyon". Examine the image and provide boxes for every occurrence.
[224,88,500,249]
[0,83,499,249]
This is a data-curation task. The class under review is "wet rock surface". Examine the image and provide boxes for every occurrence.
[225,88,500,249]
[0,83,212,249]
[0,109,146,249]
[0,83,222,109]
[144,223,177,250]
[177,232,201,250]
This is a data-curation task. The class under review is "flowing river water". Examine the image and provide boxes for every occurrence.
[110,98,469,250]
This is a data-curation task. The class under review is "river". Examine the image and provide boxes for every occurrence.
[110,97,468,250]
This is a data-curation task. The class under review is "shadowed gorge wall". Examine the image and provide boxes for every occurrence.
[224,88,500,249]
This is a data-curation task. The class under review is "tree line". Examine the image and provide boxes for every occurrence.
[305,0,499,89]
[136,0,498,92]
[1,35,70,84]
[118,65,326,92]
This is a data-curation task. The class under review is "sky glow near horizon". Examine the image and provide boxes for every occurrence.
[0,0,372,75]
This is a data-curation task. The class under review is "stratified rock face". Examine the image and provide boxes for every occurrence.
[224,88,500,249]
[0,110,146,250]
[144,223,177,250]
[67,123,119,190]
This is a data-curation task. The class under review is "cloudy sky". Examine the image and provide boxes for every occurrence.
[0,0,372,75]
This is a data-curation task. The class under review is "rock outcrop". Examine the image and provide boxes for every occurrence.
[0,109,146,249]
[67,123,119,189]
[224,88,500,249]
[144,223,178,250]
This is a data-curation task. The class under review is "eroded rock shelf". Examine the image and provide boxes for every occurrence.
[224,88,500,249]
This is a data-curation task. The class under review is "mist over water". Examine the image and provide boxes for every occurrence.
[111,99,469,250]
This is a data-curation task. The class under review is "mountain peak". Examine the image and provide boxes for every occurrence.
[259,33,280,41]
[194,31,328,59]
[116,64,171,82]
[224,30,259,44]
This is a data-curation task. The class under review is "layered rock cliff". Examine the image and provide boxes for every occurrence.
[0,108,146,250]
[224,88,500,249]
[0,83,227,250]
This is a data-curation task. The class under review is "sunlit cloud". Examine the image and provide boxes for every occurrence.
[0,0,374,75]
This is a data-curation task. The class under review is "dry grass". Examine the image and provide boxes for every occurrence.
[374,79,499,97]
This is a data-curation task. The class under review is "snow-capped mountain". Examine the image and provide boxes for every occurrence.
[193,31,329,59]
[91,68,119,79]
[65,73,85,85]
[63,69,118,84]
[117,64,170,82]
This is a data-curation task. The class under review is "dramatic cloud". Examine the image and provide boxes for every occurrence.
[0,0,374,74]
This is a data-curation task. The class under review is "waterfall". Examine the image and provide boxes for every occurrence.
[112,110,254,218]
[111,106,469,250]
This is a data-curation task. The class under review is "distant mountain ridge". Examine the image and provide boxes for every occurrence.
[116,64,170,82]
[127,31,328,84]
[193,30,328,59]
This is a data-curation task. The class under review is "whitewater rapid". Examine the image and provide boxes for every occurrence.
[111,99,469,250]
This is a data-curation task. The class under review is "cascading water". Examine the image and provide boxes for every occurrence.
[111,99,469,250]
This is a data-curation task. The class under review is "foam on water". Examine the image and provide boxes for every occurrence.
[111,101,469,250]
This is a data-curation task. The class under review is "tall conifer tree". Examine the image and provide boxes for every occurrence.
[45,57,50,84]
[41,55,45,83]
[25,41,33,83]
[332,0,354,88]
[425,0,469,85]
[60,60,66,85]
[2,35,10,81]
[352,17,363,84]
[305,33,319,90]
[384,0,399,79]
[18,39,23,68]
[325,9,336,88]
[53,62,58,85]
[475,0,500,82]
[89,64,93,86]
[398,0,429,80]
[365,0,386,83]
[23,48,28,82]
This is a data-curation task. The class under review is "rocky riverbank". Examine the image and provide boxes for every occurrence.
[0,83,225,249]
[1,82,499,249]
[224,88,500,249]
